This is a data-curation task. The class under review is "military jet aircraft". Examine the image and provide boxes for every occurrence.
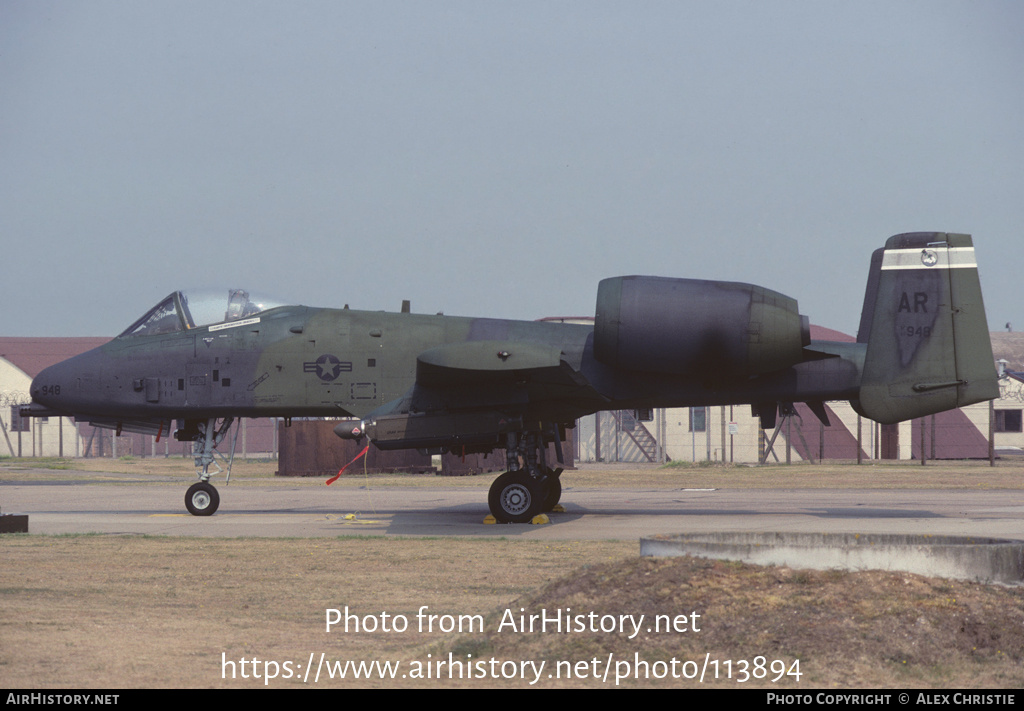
[23,232,998,522]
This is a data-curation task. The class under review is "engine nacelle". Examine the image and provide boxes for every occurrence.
[594,276,810,377]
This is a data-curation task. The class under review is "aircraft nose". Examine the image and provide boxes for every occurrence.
[30,347,106,414]
[31,361,74,409]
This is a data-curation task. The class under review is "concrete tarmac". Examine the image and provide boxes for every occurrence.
[3,469,1023,541]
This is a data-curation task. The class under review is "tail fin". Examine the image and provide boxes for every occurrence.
[854,232,998,424]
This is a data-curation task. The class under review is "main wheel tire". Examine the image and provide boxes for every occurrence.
[541,476,562,511]
[185,481,220,516]
[488,470,543,523]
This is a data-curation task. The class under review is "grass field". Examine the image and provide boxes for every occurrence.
[1,457,1023,688]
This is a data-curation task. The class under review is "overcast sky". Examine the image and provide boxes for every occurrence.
[3,1,1022,337]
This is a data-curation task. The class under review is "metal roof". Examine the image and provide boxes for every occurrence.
[0,337,110,379]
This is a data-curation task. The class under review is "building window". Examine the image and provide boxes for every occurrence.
[9,406,29,432]
[689,406,707,433]
[995,409,1023,433]
[618,410,636,432]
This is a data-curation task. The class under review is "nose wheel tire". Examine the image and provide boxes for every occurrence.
[488,470,544,523]
[185,482,220,516]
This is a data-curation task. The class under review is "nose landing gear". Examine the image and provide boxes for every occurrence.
[185,481,220,516]
[177,417,237,516]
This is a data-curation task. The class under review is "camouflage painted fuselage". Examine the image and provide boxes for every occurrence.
[29,232,998,448]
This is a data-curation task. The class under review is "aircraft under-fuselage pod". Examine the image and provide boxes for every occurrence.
[23,233,998,522]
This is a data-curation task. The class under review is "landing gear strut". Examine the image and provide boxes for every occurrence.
[178,417,237,516]
[487,426,565,523]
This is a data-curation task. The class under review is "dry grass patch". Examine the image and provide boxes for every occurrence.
[448,556,1024,688]
[2,536,1022,688]
[0,535,630,688]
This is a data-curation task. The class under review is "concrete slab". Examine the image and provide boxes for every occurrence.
[641,531,1024,584]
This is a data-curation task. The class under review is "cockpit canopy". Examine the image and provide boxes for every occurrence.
[119,289,287,338]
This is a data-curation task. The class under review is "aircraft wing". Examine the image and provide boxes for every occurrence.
[416,339,565,385]
[344,339,606,450]
[412,339,604,415]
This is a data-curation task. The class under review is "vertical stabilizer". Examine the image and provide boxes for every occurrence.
[854,232,998,424]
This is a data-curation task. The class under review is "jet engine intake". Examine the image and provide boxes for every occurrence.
[593,276,810,377]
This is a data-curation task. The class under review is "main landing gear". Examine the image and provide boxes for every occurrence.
[178,417,237,516]
[487,427,565,523]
